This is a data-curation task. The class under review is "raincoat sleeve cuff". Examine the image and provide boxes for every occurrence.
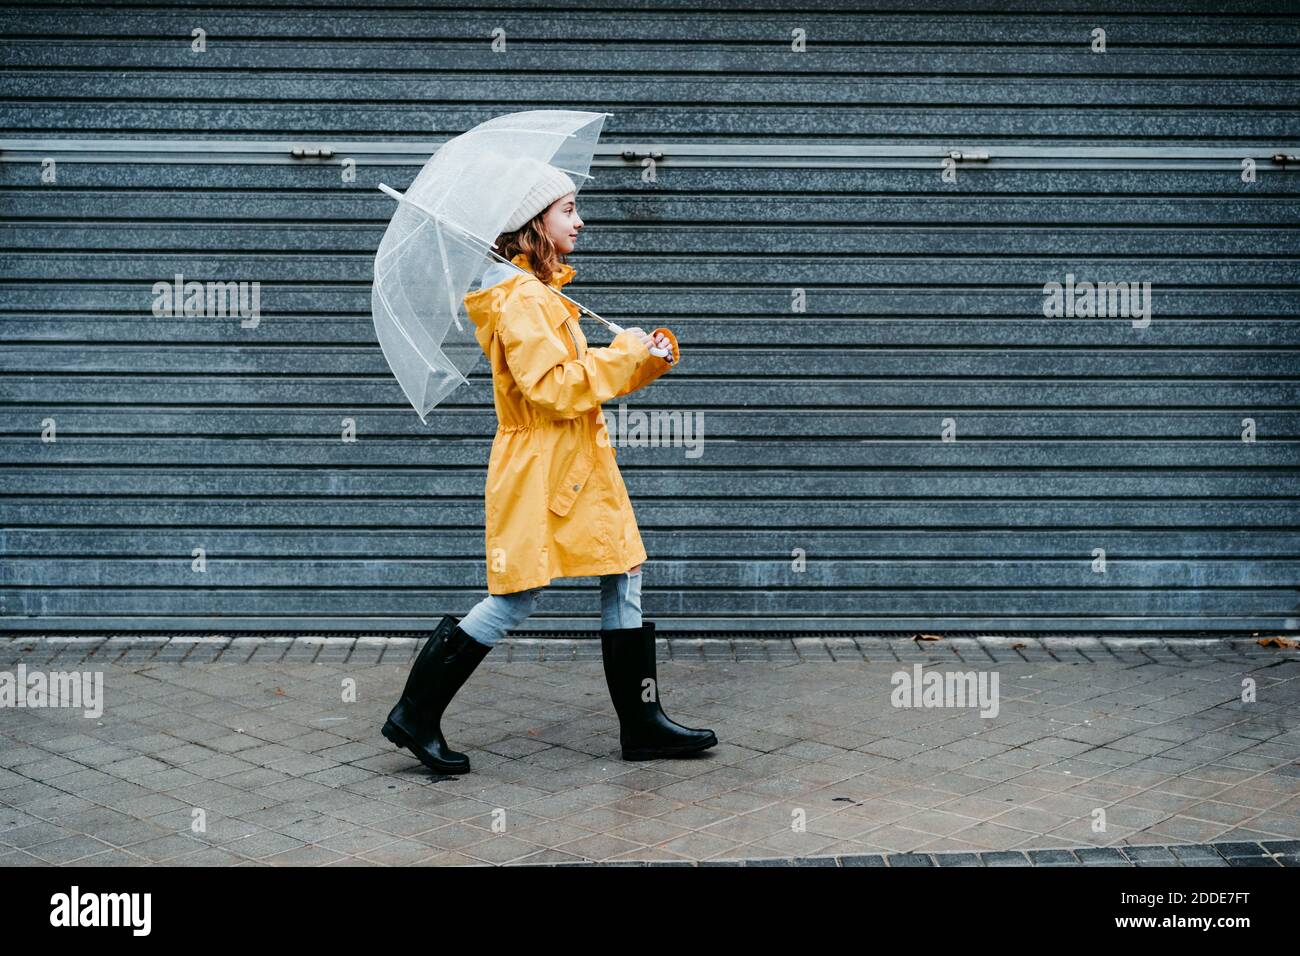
[612,326,680,398]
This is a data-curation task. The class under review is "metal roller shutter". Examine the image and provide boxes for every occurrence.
[0,1,1297,635]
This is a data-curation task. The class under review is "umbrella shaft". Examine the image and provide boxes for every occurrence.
[479,245,617,331]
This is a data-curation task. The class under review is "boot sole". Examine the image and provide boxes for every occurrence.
[621,735,718,761]
[381,719,470,774]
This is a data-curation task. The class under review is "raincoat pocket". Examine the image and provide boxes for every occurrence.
[547,449,594,517]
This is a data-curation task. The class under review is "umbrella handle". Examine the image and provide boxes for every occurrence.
[602,319,674,363]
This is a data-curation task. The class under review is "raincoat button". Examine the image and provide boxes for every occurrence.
[572,484,580,491]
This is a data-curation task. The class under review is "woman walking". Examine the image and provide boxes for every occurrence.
[382,160,717,774]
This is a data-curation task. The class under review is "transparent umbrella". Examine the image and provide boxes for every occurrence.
[371,108,658,423]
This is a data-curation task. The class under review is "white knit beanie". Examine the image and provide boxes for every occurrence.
[503,160,578,232]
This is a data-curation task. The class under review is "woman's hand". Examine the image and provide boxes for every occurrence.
[621,326,653,350]
[622,327,674,362]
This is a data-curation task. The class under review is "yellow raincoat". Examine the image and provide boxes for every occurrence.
[463,252,680,594]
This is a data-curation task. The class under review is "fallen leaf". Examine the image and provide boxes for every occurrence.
[1257,636,1299,649]
[913,633,942,642]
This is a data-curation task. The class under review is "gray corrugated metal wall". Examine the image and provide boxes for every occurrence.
[1,0,1298,634]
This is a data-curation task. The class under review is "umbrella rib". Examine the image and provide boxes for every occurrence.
[375,209,431,271]
[378,183,499,250]
[548,165,595,181]
[439,127,599,183]
[468,127,580,139]
[433,223,466,335]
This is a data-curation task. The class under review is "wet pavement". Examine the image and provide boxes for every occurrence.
[1,634,1297,866]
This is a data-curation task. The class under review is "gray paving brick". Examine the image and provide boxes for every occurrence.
[838,852,888,866]
[1026,849,1079,865]
[1212,840,1270,858]
[1226,854,1282,867]
[1168,843,1227,861]
[981,850,1032,866]
[1074,846,1132,866]
[1122,845,1179,865]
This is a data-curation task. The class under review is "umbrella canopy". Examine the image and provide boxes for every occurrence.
[371,109,611,422]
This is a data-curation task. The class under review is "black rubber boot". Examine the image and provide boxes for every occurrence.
[382,614,492,774]
[599,620,717,760]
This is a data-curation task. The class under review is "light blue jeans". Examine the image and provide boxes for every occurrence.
[458,568,643,647]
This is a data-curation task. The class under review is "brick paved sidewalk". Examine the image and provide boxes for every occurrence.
[1,635,1297,867]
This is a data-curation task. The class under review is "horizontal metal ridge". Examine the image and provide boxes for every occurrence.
[2,138,1296,169]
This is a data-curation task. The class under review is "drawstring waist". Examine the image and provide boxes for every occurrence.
[497,413,597,434]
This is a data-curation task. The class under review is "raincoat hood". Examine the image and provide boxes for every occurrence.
[465,252,576,356]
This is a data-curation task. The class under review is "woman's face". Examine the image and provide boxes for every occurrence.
[541,192,583,254]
